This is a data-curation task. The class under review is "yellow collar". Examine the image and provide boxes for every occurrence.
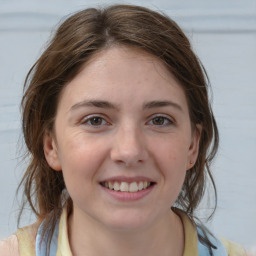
[173,208,199,256]
[56,207,72,256]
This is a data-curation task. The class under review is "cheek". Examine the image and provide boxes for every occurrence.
[57,133,109,183]
[151,136,190,191]
[154,136,191,168]
[59,137,107,205]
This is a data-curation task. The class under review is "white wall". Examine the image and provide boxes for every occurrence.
[0,0,255,248]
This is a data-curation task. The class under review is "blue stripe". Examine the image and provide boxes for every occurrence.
[197,227,228,256]
[35,219,59,256]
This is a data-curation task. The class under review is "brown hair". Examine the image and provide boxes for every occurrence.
[19,4,219,251]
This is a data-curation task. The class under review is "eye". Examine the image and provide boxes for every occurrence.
[82,116,108,126]
[148,115,173,126]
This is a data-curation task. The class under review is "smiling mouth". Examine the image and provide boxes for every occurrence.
[100,181,155,193]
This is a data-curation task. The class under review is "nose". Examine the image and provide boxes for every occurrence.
[110,124,148,167]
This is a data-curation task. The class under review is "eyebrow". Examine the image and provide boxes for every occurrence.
[70,100,183,112]
[70,100,119,111]
[143,100,183,111]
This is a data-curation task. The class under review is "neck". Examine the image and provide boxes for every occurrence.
[68,207,184,256]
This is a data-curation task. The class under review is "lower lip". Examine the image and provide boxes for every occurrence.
[100,185,155,202]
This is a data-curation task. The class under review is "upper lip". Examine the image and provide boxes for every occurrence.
[99,176,155,183]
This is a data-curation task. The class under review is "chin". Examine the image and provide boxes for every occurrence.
[101,210,154,232]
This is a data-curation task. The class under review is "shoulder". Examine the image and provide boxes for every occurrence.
[16,221,41,255]
[0,235,20,256]
[0,221,41,256]
[16,221,40,242]
[220,237,247,256]
[196,224,246,256]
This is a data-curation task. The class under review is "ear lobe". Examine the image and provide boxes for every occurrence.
[43,131,62,171]
[186,124,202,170]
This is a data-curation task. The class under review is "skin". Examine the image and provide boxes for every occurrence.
[44,46,201,256]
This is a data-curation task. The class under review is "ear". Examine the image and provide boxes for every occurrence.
[43,131,62,171]
[186,124,202,170]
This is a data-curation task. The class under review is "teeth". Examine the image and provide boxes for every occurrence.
[120,182,129,192]
[138,181,144,191]
[114,182,119,191]
[109,181,114,190]
[129,182,139,192]
[103,181,152,192]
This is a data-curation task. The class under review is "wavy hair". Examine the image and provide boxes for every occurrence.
[18,4,219,253]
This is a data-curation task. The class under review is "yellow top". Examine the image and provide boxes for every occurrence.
[15,221,39,256]
[220,237,247,256]
[15,207,246,256]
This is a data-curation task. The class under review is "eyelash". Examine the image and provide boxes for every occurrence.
[147,115,174,127]
[81,114,174,128]
[81,115,109,127]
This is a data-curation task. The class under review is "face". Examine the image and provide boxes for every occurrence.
[44,46,200,232]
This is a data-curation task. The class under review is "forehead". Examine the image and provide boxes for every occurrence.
[75,45,180,85]
[58,46,188,112]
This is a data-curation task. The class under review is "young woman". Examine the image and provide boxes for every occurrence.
[0,4,247,256]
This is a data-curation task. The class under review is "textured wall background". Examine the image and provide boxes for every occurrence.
[0,0,255,248]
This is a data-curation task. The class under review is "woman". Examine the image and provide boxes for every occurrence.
[0,4,247,256]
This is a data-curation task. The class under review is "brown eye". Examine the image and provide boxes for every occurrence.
[88,117,104,126]
[152,117,165,125]
[82,116,107,126]
[149,116,173,126]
